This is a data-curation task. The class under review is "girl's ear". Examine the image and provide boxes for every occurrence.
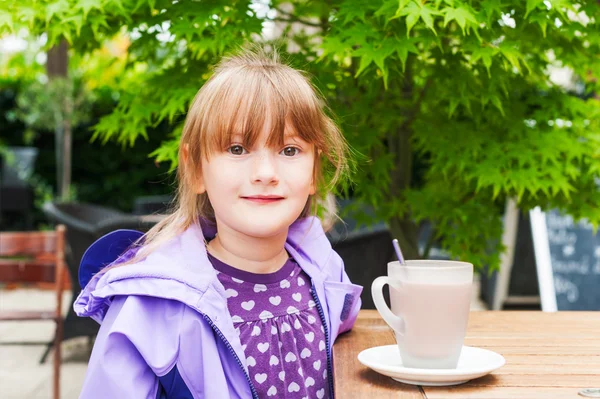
[182,144,206,194]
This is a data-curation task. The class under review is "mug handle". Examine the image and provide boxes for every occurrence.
[371,276,405,336]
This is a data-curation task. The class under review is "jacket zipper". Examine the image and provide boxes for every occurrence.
[310,285,335,399]
[201,314,259,399]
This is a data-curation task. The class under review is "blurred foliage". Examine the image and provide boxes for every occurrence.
[2,0,600,270]
[0,77,173,227]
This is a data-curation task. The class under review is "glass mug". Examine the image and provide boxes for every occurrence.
[371,260,473,369]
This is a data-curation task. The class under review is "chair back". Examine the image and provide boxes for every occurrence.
[0,225,66,285]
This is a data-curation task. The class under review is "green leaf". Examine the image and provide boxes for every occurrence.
[419,4,437,34]
[372,38,398,88]
[529,13,549,37]
[490,95,505,116]
[403,2,422,36]
[391,0,411,19]
[448,97,460,118]
[77,0,102,18]
[46,0,70,23]
[400,1,438,36]
[443,6,478,34]
[525,0,545,17]
[395,38,418,72]
[337,0,369,25]
[471,46,496,76]
[375,0,398,18]
[0,10,14,33]
[353,47,374,77]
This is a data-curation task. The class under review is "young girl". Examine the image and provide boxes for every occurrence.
[75,48,362,399]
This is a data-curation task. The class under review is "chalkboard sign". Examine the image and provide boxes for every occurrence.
[530,207,600,311]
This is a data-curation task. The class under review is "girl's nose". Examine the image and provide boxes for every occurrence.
[251,151,279,185]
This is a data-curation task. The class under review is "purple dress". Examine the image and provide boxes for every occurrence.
[208,253,330,399]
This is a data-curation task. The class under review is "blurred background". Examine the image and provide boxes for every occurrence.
[1,0,599,397]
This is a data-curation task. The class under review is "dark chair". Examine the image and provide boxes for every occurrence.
[328,218,395,310]
[132,194,173,215]
[41,202,163,361]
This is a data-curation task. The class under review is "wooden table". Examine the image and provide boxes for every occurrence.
[333,310,600,399]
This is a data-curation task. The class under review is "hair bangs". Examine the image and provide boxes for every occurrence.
[199,65,327,157]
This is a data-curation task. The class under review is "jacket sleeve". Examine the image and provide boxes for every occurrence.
[79,296,182,399]
[323,248,363,343]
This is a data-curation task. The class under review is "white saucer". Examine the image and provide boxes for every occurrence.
[357,345,505,386]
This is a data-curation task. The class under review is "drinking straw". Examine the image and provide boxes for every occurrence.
[392,238,406,265]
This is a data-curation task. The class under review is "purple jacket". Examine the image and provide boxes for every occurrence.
[74,217,363,399]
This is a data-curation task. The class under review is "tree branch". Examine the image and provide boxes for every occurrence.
[271,7,323,28]
[402,78,431,130]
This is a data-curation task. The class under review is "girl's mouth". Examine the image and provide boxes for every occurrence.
[242,195,285,204]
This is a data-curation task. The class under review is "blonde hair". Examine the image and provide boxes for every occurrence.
[119,46,349,266]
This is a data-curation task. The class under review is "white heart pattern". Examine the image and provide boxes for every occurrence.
[241,300,255,311]
[231,277,244,284]
[317,388,325,398]
[308,300,316,308]
[294,319,301,329]
[300,348,311,359]
[288,382,300,393]
[246,356,256,367]
[259,310,274,320]
[280,279,291,289]
[225,289,238,298]
[281,322,292,332]
[267,386,277,396]
[305,377,315,387]
[269,355,279,366]
[251,325,261,336]
[271,325,278,335]
[255,373,267,384]
[298,367,303,376]
[307,315,316,324]
[298,277,305,286]
[285,352,297,362]
[279,371,286,381]
[257,342,270,353]
[305,332,315,342]
[254,284,267,293]
[313,360,321,370]
[319,340,326,351]
[287,306,300,315]
[269,296,281,306]
[323,369,327,379]
[292,293,302,302]
[231,315,243,323]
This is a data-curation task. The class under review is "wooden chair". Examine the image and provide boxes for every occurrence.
[0,225,67,399]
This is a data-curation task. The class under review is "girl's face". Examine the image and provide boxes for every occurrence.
[198,126,316,239]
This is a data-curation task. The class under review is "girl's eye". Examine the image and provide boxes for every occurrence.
[281,146,299,157]
[227,145,246,155]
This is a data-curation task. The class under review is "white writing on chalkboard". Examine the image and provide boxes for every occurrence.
[548,229,577,245]
[531,207,600,311]
[551,256,590,274]
[594,259,600,274]
[547,212,594,231]
[554,275,579,303]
